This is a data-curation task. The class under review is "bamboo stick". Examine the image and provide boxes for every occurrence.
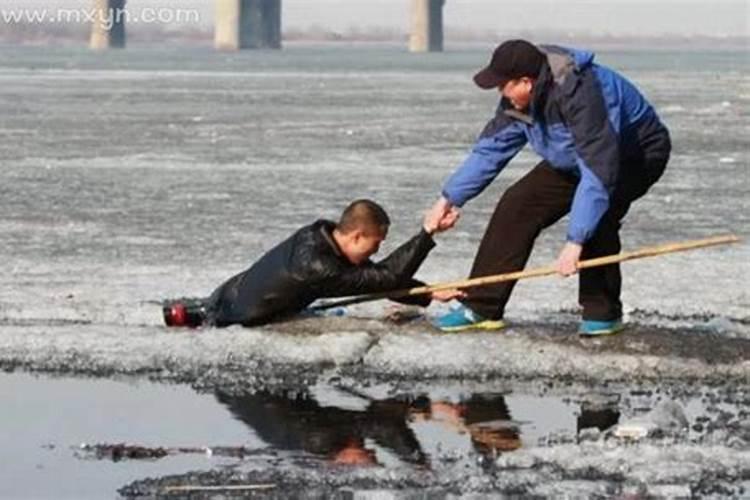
[162,484,276,493]
[311,234,740,310]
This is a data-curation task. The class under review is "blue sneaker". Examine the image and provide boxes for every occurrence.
[434,305,506,333]
[579,318,624,336]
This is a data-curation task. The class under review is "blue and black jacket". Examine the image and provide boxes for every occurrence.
[442,46,670,244]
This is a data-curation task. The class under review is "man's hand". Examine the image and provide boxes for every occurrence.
[556,242,583,276]
[435,207,460,233]
[430,288,466,302]
[424,196,461,234]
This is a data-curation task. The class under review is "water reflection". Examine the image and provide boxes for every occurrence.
[215,390,530,467]
[408,395,522,456]
[577,396,621,433]
[215,390,427,467]
[0,372,627,499]
[216,388,623,468]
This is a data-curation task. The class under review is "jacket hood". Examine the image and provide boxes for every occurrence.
[568,47,595,70]
[538,45,596,81]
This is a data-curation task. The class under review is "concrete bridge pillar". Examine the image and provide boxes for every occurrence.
[409,0,445,52]
[90,0,126,49]
[215,0,282,50]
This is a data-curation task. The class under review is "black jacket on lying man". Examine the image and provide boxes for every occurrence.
[163,199,461,328]
[206,220,435,327]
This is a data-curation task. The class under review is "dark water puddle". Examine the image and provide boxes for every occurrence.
[1,373,626,499]
[0,373,257,500]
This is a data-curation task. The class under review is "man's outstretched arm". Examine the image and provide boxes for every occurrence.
[314,209,461,301]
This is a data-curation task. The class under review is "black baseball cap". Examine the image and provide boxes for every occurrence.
[473,40,545,89]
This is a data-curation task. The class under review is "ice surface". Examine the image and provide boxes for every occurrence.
[120,441,750,499]
[1,316,747,386]
[0,45,747,499]
[0,47,747,340]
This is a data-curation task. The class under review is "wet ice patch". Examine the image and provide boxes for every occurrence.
[1,314,748,383]
[109,235,175,246]
[496,443,749,498]
[121,439,750,499]
[359,326,749,381]
[704,315,750,338]
[695,101,734,115]
[170,192,233,201]
[244,328,377,366]
[0,323,376,380]
[661,104,686,114]
[625,309,750,340]
[613,400,689,440]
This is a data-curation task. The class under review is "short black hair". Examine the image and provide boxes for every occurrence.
[337,199,390,236]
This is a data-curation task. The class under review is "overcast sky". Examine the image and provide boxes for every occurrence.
[9,0,750,37]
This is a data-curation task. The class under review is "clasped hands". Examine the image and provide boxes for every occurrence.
[424,196,583,290]
[423,197,464,302]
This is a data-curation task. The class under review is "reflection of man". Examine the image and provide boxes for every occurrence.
[214,390,428,467]
[331,437,377,466]
[409,394,521,456]
[577,396,620,433]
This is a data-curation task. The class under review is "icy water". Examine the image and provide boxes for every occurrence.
[0,44,748,498]
[0,373,586,499]
[3,372,749,500]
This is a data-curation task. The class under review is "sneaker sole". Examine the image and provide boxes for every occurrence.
[579,324,625,337]
[438,320,506,333]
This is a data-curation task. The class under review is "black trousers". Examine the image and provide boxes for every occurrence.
[463,153,669,322]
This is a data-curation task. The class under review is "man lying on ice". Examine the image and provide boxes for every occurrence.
[163,199,462,328]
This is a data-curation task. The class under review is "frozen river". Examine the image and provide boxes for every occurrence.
[0,45,747,333]
[0,44,748,498]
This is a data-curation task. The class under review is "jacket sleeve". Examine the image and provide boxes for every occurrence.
[314,230,436,299]
[441,111,527,207]
[389,278,431,307]
[561,67,621,244]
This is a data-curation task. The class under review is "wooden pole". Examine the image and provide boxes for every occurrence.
[311,234,740,310]
[163,484,276,493]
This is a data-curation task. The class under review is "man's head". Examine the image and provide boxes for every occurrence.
[333,199,390,265]
[331,437,378,466]
[473,39,545,111]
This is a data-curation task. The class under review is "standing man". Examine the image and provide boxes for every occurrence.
[430,40,671,335]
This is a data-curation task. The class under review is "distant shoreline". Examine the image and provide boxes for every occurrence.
[0,24,747,51]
